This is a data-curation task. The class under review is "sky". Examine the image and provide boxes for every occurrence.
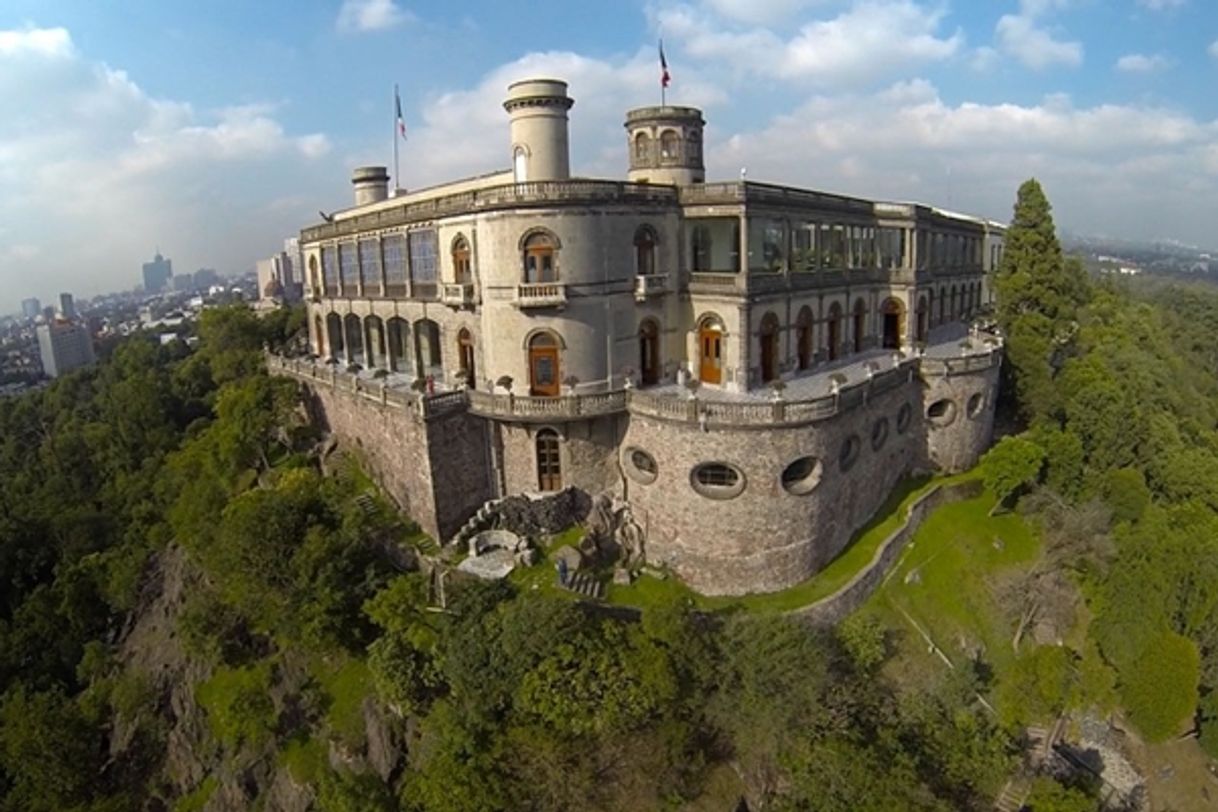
[2,0,1217,313]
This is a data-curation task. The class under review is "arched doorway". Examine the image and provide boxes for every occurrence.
[386,318,409,373]
[457,328,476,388]
[827,303,842,361]
[313,315,325,357]
[343,314,364,366]
[796,307,813,371]
[634,227,657,277]
[326,313,344,361]
[759,312,780,383]
[522,232,557,283]
[452,236,472,285]
[880,298,905,350]
[852,299,867,354]
[949,285,958,321]
[638,319,660,386]
[528,332,560,397]
[916,296,928,343]
[535,429,561,492]
[415,319,441,379]
[697,315,724,385]
[365,315,386,369]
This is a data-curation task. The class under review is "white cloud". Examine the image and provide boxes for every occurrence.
[701,0,812,25]
[1116,53,1170,73]
[0,26,72,58]
[0,26,334,310]
[657,0,961,86]
[336,0,414,33]
[995,12,1083,70]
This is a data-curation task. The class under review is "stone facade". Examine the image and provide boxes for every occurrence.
[274,74,1007,597]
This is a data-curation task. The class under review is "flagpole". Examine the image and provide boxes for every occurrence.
[392,84,400,194]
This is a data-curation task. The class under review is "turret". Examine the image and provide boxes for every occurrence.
[351,166,389,206]
[503,79,574,183]
[624,106,705,186]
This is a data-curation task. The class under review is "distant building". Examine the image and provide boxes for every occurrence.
[142,252,173,293]
[40,305,55,322]
[172,274,195,293]
[256,242,304,309]
[37,320,96,378]
[59,292,76,320]
[194,268,221,289]
[20,298,40,320]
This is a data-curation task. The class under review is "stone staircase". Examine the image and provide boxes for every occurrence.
[994,777,1030,812]
[559,571,604,599]
[354,491,377,518]
[449,497,507,550]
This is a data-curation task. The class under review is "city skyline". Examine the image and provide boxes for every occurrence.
[2,0,1217,313]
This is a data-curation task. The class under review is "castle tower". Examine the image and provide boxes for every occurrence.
[351,166,389,206]
[503,79,574,183]
[624,106,705,186]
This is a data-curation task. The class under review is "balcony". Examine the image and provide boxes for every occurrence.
[441,283,476,308]
[515,282,567,309]
[633,274,668,301]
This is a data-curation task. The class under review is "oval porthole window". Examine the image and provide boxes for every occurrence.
[839,435,861,473]
[781,456,824,495]
[926,398,957,427]
[871,417,889,451]
[691,462,746,500]
[896,403,912,434]
[624,446,659,485]
[967,392,984,418]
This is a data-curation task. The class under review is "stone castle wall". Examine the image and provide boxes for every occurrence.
[923,360,1001,472]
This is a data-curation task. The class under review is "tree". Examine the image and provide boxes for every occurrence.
[981,435,1046,514]
[993,179,1089,422]
[0,685,104,811]
[1119,631,1199,743]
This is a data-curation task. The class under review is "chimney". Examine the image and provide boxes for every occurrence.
[352,166,390,206]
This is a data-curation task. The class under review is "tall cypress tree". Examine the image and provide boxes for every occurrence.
[994,179,1089,423]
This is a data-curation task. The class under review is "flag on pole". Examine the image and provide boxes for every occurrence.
[395,85,407,140]
[659,40,671,88]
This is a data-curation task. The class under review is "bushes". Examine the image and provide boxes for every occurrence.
[196,662,276,750]
[1118,631,1199,742]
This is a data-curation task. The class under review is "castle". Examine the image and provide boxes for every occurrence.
[276,78,1004,596]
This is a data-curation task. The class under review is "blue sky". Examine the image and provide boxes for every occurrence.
[2,0,1217,312]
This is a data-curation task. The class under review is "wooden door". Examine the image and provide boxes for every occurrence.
[699,328,722,385]
[529,345,560,396]
[639,323,659,386]
[459,338,476,388]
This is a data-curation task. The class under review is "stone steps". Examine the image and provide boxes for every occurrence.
[994,778,1030,812]
[559,571,603,600]
[354,492,377,517]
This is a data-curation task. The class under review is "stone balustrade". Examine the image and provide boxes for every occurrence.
[633,274,668,301]
[441,282,476,307]
[301,180,679,242]
[466,389,627,420]
[515,282,567,308]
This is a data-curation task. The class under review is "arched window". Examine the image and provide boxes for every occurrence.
[522,232,557,283]
[796,307,813,371]
[634,226,657,277]
[309,255,321,295]
[634,132,650,161]
[313,315,325,357]
[638,319,661,386]
[416,319,441,375]
[759,312,780,383]
[536,429,561,491]
[513,146,528,183]
[326,313,345,361]
[457,328,476,388]
[660,129,679,160]
[686,131,701,160]
[452,236,471,284]
[528,331,561,396]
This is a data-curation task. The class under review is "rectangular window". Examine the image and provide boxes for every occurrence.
[321,246,339,294]
[878,227,905,269]
[687,217,740,274]
[408,230,438,282]
[792,224,816,272]
[383,234,407,296]
[916,230,928,270]
[747,217,786,272]
[359,239,381,296]
[820,224,846,269]
[339,242,359,293]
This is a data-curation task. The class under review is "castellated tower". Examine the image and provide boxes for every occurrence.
[624,106,706,186]
[503,79,574,182]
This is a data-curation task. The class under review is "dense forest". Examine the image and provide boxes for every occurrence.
[1,181,1216,811]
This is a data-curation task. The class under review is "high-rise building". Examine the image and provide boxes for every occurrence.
[142,252,173,293]
[256,242,304,309]
[59,292,76,320]
[40,305,55,323]
[20,298,40,320]
[37,320,96,378]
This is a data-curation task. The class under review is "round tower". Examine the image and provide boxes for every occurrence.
[351,166,389,206]
[503,79,574,183]
[624,106,705,186]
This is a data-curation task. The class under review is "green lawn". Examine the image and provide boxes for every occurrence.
[866,490,1041,677]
